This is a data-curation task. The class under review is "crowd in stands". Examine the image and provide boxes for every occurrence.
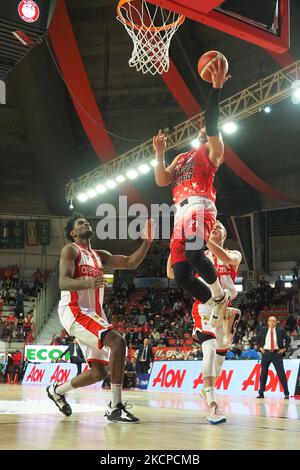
[0,265,50,344]
[135,242,169,278]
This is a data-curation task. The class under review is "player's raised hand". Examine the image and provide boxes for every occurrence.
[153,130,167,156]
[143,218,156,243]
[208,58,231,89]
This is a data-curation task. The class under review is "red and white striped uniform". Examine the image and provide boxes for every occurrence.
[58,243,113,365]
[192,251,238,352]
[170,145,219,266]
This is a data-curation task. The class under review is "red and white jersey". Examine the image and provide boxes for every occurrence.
[207,251,238,300]
[172,144,219,205]
[195,250,238,301]
[59,243,104,313]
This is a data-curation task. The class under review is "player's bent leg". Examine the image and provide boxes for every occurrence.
[215,351,227,379]
[173,261,212,304]
[103,330,139,423]
[47,310,112,416]
[223,307,241,345]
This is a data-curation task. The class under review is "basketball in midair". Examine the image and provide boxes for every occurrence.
[198,51,228,83]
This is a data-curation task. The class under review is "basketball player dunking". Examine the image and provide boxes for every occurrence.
[167,220,242,424]
[47,213,154,423]
[154,58,231,326]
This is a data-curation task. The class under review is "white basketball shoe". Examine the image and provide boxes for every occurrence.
[207,403,226,425]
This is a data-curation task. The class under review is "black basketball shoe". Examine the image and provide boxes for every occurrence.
[46,384,72,417]
[104,402,140,423]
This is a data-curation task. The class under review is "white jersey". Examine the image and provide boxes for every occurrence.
[206,251,238,300]
[59,242,105,313]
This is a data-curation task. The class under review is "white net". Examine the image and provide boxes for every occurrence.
[117,0,185,75]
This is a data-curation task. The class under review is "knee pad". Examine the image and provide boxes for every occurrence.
[215,353,226,378]
[202,338,217,377]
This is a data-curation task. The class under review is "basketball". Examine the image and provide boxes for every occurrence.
[197,50,228,83]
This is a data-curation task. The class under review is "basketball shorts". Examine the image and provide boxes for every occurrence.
[58,305,113,366]
[170,200,217,266]
[191,300,230,353]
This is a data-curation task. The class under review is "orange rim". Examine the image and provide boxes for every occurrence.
[117,0,185,32]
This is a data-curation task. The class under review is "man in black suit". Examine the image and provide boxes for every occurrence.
[136,338,153,374]
[257,316,291,399]
[59,338,85,376]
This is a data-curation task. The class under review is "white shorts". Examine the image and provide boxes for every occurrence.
[58,305,113,365]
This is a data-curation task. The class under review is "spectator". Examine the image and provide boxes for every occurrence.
[59,338,85,376]
[12,265,20,288]
[15,288,25,317]
[138,311,147,325]
[33,268,43,293]
[286,314,297,333]
[11,350,23,384]
[136,338,153,374]
[150,328,161,345]
[240,344,260,360]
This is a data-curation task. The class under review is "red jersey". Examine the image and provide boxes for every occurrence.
[59,243,104,315]
[172,144,218,205]
[12,352,22,366]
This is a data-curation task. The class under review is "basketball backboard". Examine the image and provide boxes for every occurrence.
[147,0,290,53]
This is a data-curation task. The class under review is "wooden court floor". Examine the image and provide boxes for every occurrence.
[0,384,299,450]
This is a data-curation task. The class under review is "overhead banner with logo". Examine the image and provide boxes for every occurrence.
[148,360,300,397]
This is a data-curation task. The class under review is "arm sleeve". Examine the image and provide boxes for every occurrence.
[205,88,221,137]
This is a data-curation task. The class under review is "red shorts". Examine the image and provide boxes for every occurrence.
[170,203,216,266]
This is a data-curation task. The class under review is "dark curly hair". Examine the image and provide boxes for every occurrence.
[64,212,86,242]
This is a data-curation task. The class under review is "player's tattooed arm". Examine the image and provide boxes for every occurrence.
[206,239,242,268]
[98,219,155,270]
[59,244,105,291]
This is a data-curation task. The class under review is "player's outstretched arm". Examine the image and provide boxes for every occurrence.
[206,239,242,268]
[205,58,230,167]
[98,219,155,270]
[59,244,105,291]
[153,130,180,186]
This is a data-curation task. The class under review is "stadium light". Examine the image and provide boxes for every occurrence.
[191,138,200,149]
[105,180,117,189]
[292,81,300,104]
[77,193,88,202]
[96,184,107,194]
[69,200,74,210]
[138,163,150,174]
[222,121,238,134]
[127,169,138,179]
[115,174,126,183]
[264,105,271,113]
[86,189,97,198]
[150,159,157,167]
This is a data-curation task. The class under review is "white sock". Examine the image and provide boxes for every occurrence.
[204,386,216,405]
[111,384,122,408]
[215,354,226,378]
[209,279,224,299]
[55,380,74,395]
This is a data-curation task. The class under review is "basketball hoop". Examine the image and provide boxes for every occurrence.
[117,0,185,75]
